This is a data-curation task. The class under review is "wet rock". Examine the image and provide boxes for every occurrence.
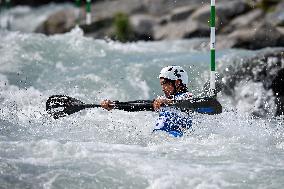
[272,67,284,116]
[154,22,185,40]
[221,9,264,34]
[265,1,284,27]
[80,17,113,38]
[277,26,284,34]
[190,0,251,30]
[170,5,198,22]
[143,0,198,16]
[35,8,78,35]
[130,14,157,40]
[218,22,284,49]
[80,0,145,38]
[154,18,209,40]
[182,19,210,38]
[91,0,145,19]
[220,48,284,116]
[275,96,284,116]
[157,15,171,25]
[190,5,212,26]
[29,0,284,48]
[11,0,73,7]
[84,26,114,39]
[277,26,284,46]
[35,0,144,36]
[272,67,284,96]
[221,49,284,93]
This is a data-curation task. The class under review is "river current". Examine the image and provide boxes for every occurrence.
[0,14,284,189]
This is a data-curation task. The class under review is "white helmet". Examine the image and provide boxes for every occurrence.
[159,66,188,86]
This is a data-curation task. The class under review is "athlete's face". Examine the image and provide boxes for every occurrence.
[160,78,175,98]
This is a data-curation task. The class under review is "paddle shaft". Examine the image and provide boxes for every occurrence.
[82,98,220,113]
[84,104,101,108]
[46,95,221,119]
[83,101,154,112]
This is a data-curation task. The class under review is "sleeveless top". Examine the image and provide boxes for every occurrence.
[153,92,193,137]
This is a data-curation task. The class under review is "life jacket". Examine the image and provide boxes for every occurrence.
[153,92,193,137]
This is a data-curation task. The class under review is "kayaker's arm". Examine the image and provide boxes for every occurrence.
[101,99,114,111]
[153,98,173,111]
[102,98,174,112]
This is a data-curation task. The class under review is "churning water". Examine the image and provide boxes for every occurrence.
[0,26,284,189]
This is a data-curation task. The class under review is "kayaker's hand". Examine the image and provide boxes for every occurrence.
[101,100,114,111]
[153,98,172,111]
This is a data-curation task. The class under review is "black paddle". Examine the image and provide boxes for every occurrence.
[46,95,222,119]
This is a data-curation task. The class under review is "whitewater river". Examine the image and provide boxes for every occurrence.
[0,26,284,189]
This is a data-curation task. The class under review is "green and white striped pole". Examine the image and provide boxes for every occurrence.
[86,0,91,25]
[210,0,216,92]
[75,0,81,24]
[5,0,11,30]
[5,0,11,9]
[0,0,2,12]
[75,0,81,8]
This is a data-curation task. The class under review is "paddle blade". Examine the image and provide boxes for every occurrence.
[46,95,86,119]
[173,97,222,115]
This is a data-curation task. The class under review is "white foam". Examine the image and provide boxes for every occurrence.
[0,28,284,188]
[276,142,284,149]
[234,80,276,117]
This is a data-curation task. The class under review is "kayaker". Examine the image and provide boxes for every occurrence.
[101,65,193,137]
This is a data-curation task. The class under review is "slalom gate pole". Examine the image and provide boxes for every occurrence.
[0,0,2,13]
[210,0,216,93]
[5,0,10,9]
[86,0,91,25]
[75,0,81,24]
[75,0,81,8]
[5,0,11,30]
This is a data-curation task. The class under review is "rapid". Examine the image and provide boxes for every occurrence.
[0,9,284,189]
